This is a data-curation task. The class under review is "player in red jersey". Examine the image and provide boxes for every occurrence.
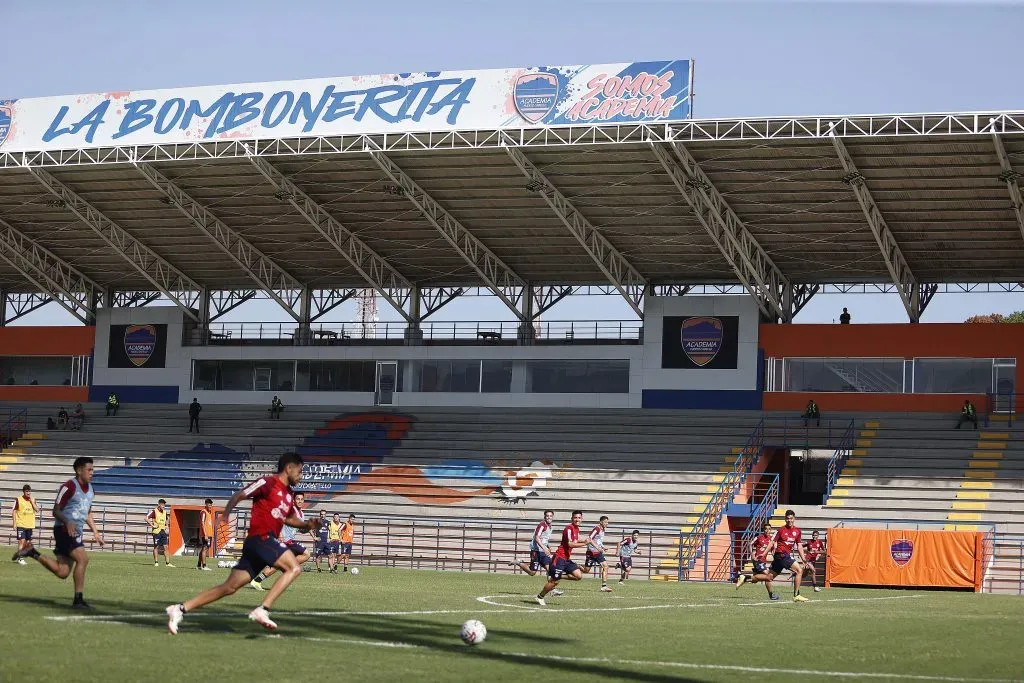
[735,521,779,601]
[165,452,321,634]
[802,530,825,593]
[535,510,589,606]
[769,510,809,602]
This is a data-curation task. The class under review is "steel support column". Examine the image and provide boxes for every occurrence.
[244,148,414,322]
[367,148,526,320]
[503,144,646,319]
[649,141,788,321]
[992,134,1024,243]
[26,167,201,321]
[134,162,304,320]
[830,135,930,322]
[0,216,99,324]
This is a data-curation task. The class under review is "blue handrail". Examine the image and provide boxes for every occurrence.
[0,407,28,445]
[732,474,780,580]
[985,391,1017,427]
[823,419,857,502]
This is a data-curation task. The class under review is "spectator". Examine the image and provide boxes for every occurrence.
[268,395,284,420]
[955,400,978,430]
[106,392,119,417]
[57,406,69,430]
[71,403,86,431]
[802,400,821,427]
[839,308,851,324]
[188,398,202,433]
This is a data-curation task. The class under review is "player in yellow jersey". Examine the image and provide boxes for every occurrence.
[339,514,356,572]
[327,513,342,574]
[146,499,175,567]
[197,498,215,571]
[12,484,40,565]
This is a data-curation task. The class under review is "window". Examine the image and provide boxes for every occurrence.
[782,358,904,393]
[296,361,376,392]
[0,356,77,386]
[191,361,296,391]
[419,360,481,392]
[525,360,630,393]
[481,360,513,393]
[913,359,993,394]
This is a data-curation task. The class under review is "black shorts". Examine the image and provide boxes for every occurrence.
[340,542,352,555]
[53,526,84,558]
[285,541,307,557]
[16,527,33,541]
[752,560,769,575]
[315,540,331,557]
[234,534,290,580]
[153,531,168,548]
[771,553,796,575]
[199,537,212,549]
[619,557,633,569]
[529,549,551,572]
[585,551,606,567]
[547,557,580,581]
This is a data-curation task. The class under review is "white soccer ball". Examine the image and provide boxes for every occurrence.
[217,561,228,568]
[460,619,487,645]
[350,567,360,575]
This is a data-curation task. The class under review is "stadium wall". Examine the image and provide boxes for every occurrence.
[760,323,1024,413]
[0,326,94,402]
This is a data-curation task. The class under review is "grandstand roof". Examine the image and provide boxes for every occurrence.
[1,111,1023,308]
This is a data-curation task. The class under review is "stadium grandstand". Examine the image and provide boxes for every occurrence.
[0,62,1022,597]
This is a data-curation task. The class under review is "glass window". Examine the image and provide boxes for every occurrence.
[481,360,513,393]
[419,360,481,392]
[913,359,993,394]
[191,360,295,391]
[783,358,904,393]
[0,356,75,386]
[525,360,630,393]
[295,361,376,392]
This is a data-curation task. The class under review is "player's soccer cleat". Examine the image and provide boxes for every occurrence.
[813,586,822,593]
[551,589,564,596]
[735,574,748,589]
[154,562,159,567]
[618,580,624,585]
[248,579,265,591]
[201,566,212,571]
[793,594,810,603]
[535,596,546,606]
[166,604,184,635]
[165,563,175,568]
[71,599,93,610]
[11,545,40,562]
[600,585,613,592]
[248,607,277,630]
[769,593,780,601]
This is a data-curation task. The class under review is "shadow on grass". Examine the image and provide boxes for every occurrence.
[0,591,703,682]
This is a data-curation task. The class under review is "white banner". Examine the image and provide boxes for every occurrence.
[0,61,692,153]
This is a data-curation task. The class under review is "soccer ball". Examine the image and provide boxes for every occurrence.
[350,567,360,575]
[217,561,227,568]
[460,619,487,645]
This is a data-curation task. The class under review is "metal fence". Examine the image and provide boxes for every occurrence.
[1,407,28,446]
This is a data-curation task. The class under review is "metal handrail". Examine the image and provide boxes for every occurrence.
[823,419,857,502]
[677,419,764,580]
[183,319,643,345]
[985,391,1019,427]
[1,407,28,445]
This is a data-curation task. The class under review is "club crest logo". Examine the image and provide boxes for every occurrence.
[0,101,13,148]
[124,324,158,367]
[890,538,914,567]
[513,73,559,124]
[679,317,724,367]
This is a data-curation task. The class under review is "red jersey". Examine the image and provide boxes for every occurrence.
[805,539,825,562]
[554,523,580,561]
[774,525,802,556]
[752,533,772,561]
[241,476,299,538]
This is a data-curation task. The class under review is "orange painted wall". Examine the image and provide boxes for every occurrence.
[760,323,1024,411]
[0,386,89,403]
[0,326,95,356]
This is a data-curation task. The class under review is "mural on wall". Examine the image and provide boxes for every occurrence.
[91,412,562,507]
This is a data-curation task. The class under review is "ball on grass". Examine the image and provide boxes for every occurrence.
[460,619,487,645]
[350,567,360,575]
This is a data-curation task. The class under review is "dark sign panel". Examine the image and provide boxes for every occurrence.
[661,316,739,369]
[108,324,167,369]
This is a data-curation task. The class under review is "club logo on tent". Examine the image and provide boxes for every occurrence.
[679,317,724,367]
[513,73,558,123]
[0,102,13,148]
[890,538,914,567]
[124,324,158,367]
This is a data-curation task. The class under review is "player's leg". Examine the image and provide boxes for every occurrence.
[163,540,174,567]
[152,536,158,565]
[806,562,820,591]
[599,559,611,591]
[515,560,536,576]
[257,550,303,611]
[791,558,806,599]
[184,569,252,611]
[197,539,206,569]
[67,546,91,606]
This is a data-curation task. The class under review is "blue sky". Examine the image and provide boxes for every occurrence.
[6,0,1024,325]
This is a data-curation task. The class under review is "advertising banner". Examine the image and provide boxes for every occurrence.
[661,316,739,369]
[0,61,692,153]
[826,528,985,591]
[108,324,168,369]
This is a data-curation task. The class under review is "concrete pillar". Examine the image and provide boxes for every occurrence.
[404,285,424,346]
[295,287,313,345]
[517,284,536,345]
[0,290,7,327]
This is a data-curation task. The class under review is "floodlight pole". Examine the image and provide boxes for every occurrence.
[830,134,933,322]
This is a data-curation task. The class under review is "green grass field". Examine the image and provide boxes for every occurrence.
[1,550,1021,683]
